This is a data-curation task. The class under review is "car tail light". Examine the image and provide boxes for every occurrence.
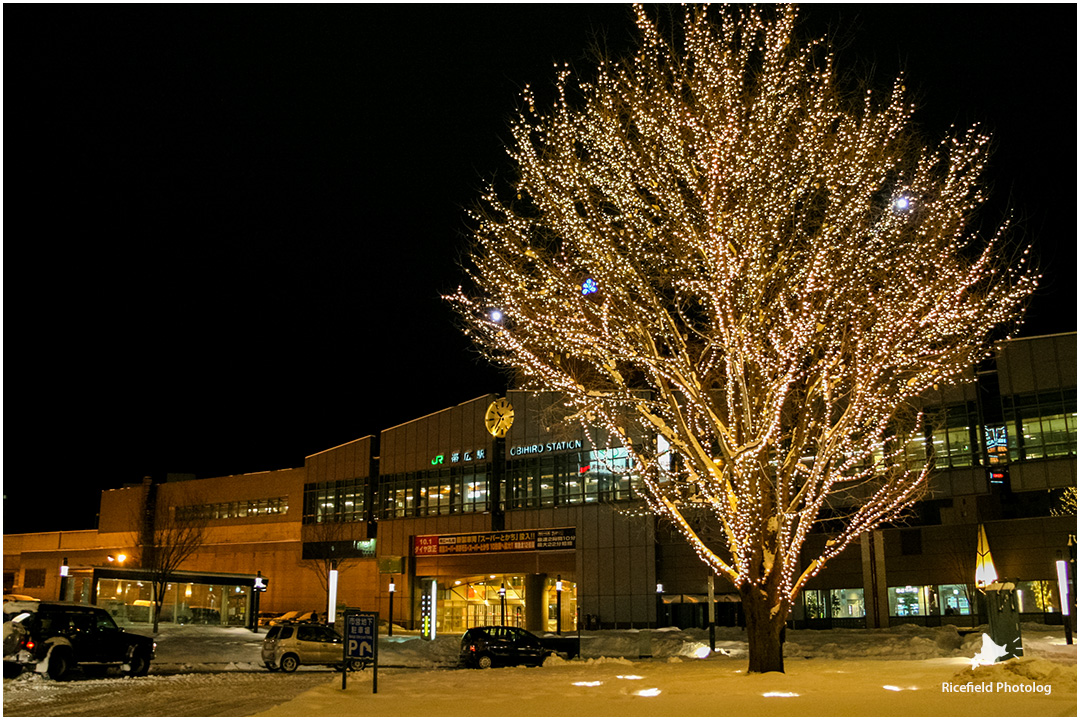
[24,638,35,651]
[469,644,477,652]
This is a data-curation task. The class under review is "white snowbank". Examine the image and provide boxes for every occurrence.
[112,620,1075,716]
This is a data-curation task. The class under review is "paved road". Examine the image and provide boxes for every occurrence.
[3,668,341,717]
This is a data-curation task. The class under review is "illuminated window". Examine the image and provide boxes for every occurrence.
[1003,390,1077,461]
[302,480,365,524]
[938,584,972,615]
[888,585,931,617]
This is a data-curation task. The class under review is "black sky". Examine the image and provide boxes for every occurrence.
[6,4,1076,533]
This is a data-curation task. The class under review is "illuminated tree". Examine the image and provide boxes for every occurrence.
[448,4,1036,673]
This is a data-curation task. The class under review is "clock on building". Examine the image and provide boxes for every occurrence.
[484,398,514,438]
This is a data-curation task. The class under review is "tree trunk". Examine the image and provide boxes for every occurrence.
[741,586,787,673]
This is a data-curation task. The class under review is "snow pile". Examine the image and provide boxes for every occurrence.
[379,634,460,667]
[952,655,1077,695]
[784,623,965,660]
[138,620,1070,669]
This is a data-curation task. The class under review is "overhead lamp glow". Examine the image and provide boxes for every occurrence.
[489,309,504,323]
[892,196,911,212]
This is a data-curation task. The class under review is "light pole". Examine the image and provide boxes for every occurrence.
[1056,560,1072,645]
[388,576,396,637]
[499,583,507,625]
[59,558,69,602]
[556,576,563,635]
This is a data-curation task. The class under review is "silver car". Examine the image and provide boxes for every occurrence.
[261,623,364,672]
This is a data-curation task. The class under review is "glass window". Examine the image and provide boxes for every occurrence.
[1004,390,1077,462]
[930,404,979,469]
[888,585,931,617]
[830,588,865,618]
[1015,580,1059,612]
[539,458,555,507]
[803,589,828,619]
[904,431,929,471]
[938,584,972,616]
[563,453,585,504]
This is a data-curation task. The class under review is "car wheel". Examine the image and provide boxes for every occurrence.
[3,662,22,679]
[347,659,365,672]
[477,654,494,670]
[264,663,279,672]
[126,649,151,677]
[279,654,300,673]
[45,647,73,681]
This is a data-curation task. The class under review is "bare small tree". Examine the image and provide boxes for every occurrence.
[133,482,208,634]
[449,5,1036,672]
[298,522,363,614]
[939,525,980,627]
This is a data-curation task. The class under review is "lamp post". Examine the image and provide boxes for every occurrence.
[499,583,507,625]
[251,571,265,633]
[1056,560,1072,645]
[59,558,69,602]
[556,576,563,635]
[388,576,396,637]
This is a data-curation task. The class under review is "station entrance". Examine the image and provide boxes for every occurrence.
[437,573,577,634]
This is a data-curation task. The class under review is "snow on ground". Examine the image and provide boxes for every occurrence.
[130,621,1075,716]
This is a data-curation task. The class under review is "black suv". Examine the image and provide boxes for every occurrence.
[459,626,550,669]
[3,601,156,680]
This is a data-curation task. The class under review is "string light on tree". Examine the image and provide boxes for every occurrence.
[448,4,1037,674]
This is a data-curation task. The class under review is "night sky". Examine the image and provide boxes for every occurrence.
[7,4,1075,533]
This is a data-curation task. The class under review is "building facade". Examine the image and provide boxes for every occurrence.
[4,334,1075,635]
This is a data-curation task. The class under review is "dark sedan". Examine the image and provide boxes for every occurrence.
[459,626,551,669]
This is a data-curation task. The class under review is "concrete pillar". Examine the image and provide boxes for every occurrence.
[525,573,547,631]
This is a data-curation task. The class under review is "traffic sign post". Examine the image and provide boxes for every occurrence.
[342,611,378,693]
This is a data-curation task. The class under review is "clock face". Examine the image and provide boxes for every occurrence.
[485,398,514,438]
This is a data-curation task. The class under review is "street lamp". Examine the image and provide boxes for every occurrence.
[556,576,563,635]
[59,558,69,601]
[1056,560,1072,645]
[388,576,396,637]
[499,583,507,625]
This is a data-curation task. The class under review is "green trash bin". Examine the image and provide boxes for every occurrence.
[984,583,1023,661]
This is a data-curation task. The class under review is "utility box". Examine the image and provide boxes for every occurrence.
[984,583,1024,661]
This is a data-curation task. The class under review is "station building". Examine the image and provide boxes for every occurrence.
[4,333,1075,635]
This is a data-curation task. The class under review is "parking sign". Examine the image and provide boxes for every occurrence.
[342,611,378,693]
[346,612,376,660]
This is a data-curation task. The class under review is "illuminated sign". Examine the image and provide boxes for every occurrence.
[984,426,1008,464]
[420,579,437,640]
[433,449,487,465]
[509,439,583,457]
[414,527,576,556]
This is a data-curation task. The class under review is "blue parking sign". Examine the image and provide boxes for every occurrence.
[342,611,378,693]
[346,612,376,660]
